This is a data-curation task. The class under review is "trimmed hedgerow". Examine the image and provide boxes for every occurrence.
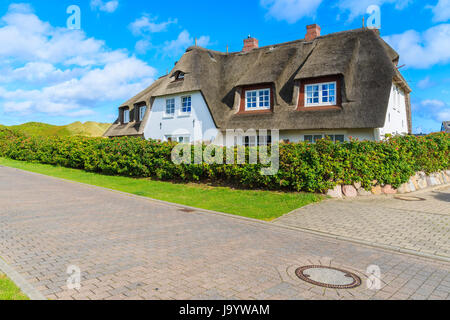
[0,128,448,192]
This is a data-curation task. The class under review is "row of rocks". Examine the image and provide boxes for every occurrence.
[326,170,450,198]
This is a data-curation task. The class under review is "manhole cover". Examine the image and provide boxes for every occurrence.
[394,196,426,201]
[295,266,361,289]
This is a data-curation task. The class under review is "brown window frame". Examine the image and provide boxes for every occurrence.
[238,84,274,114]
[297,75,342,111]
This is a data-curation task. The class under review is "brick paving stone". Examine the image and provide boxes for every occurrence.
[275,187,450,260]
[0,166,449,300]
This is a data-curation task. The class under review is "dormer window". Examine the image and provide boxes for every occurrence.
[139,105,147,121]
[176,71,185,81]
[305,82,336,106]
[123,109,130,124]
[298,76,341,111]
[245,88,271,110]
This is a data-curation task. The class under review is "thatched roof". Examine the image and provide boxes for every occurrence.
[105,28,410,137]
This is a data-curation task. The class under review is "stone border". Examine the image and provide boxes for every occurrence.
[0,257,47,300]
[327,170,450,198]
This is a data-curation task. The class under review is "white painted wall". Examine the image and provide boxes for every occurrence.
[143,91,218,143]
[376,84,409,140]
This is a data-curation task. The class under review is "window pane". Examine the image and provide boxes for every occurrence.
[304,135,313,142]
[166,99,174,115]
[182,96,191,113]
[335,135,344,143]
[314,135,323,142]
[140,106,146,120]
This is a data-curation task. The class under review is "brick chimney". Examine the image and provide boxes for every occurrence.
[305,24,321,41]
[242,35,259,52]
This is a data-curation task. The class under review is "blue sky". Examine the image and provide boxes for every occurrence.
[0,0,449,133]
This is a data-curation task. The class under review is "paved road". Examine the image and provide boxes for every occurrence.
[0,166,449,300]
[275,187,450,260]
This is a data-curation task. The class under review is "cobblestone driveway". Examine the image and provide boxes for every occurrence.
[275,187,450,260]
[0,166,449,300]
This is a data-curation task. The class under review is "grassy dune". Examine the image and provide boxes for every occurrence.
[0,121,111,137]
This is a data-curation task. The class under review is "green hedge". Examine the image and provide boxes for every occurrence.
[0,128,448,192]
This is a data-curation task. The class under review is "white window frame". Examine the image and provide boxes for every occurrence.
[123,109,130,124]
[245,88,271,111]
[304,134,345,143]
[139,105,147,121]
[180,96,192,115]
[164,98,175,118]
[304,81,337,107]
[177,135,190,143]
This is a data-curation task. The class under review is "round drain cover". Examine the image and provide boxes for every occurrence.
[295,266,361,289]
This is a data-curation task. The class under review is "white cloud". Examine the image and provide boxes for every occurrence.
[90,0,119,13]
[384,24,450,69]
[129,15,177,36]
[3,101,33,112]
[0,4,156,118]
[417,76,436,90]
[421,99,446,108]
[260,0,323,23]
[413,99,450,123]
[336,0,412,21]
[135,39,152,55]
[428,0,450,22]
[163,30,211,57]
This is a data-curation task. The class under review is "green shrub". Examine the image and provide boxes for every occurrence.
[0,128,448,192]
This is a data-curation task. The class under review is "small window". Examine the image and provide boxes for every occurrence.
[304,135,313,143]
[258,135,272,146]
[314,135,323,143]
[123,109,130,124]
[177,136,190,143]
[244,136,257,147]
[305,134,344,143]
[166,98,175,116]
[334,135,344,143]
[305,82,336,106]
[139,105,147,121]
[176,72,185,80]
[245,89,271,110]
[181,96,192,114]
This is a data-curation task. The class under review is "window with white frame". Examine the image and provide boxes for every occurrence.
[166,135,190,143]
[304,134,344,143]
[139,105,147,121]
[165,98,175,117]
[305,82,336,106]
[245,88,271,110]
[177,135,190,143]
[123,109,130,124]
[181,96,192,114]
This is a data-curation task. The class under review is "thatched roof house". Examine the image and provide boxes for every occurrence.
[104,25,412,144]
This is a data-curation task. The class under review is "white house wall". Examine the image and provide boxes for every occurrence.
[143,91,218,142]
[376,84,409,140]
